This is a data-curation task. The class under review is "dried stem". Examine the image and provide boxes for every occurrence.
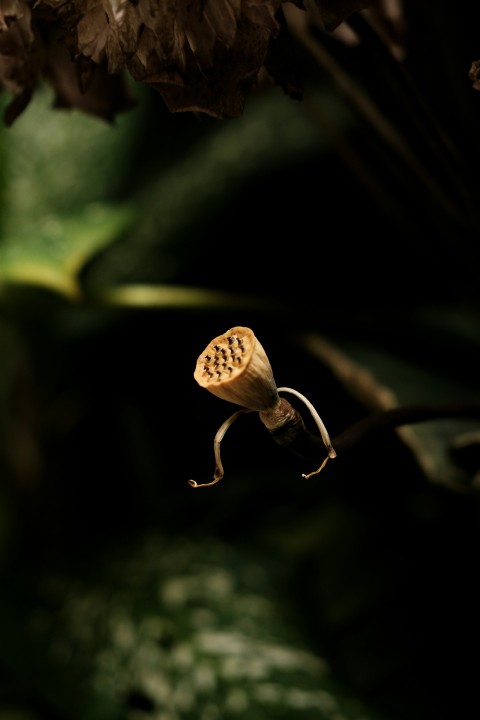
[267,401,480,467]
[189,408,252,488]
[277,387,336,458]
[190,396,480,489]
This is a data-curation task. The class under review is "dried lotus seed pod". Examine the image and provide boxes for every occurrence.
[194,326,280,412]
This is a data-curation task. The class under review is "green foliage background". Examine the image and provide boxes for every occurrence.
[1,3,480,720]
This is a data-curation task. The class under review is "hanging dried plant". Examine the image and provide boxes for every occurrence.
[190,326,337,488]
[190,327,480,489]
[0,0,375,125]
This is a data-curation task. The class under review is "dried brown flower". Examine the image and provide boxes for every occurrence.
[0,0,375,125]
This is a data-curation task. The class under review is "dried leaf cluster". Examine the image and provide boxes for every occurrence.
[0,0,374,125]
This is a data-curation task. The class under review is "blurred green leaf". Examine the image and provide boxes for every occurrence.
[99,283,285,312]
[0,204,136,300]
[0,83,142,229]
[0,83,144,299]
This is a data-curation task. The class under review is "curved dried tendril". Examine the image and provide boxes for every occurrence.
[301,454,332,479]
[277,386,336,479]
[189,408,253,488]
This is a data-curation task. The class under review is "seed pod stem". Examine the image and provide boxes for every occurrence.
[264,401,480,469]
[260,388,336,479]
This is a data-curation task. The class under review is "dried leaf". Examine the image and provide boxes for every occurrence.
[126,0,281,118]
[0,0,40,124]
[1,0,375,122]
[76,0,123,72]
[469,59,480,91]
[308,0,374,31]
[42,29,136,121]
[0,0,35,93]
[264,5,304,101]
